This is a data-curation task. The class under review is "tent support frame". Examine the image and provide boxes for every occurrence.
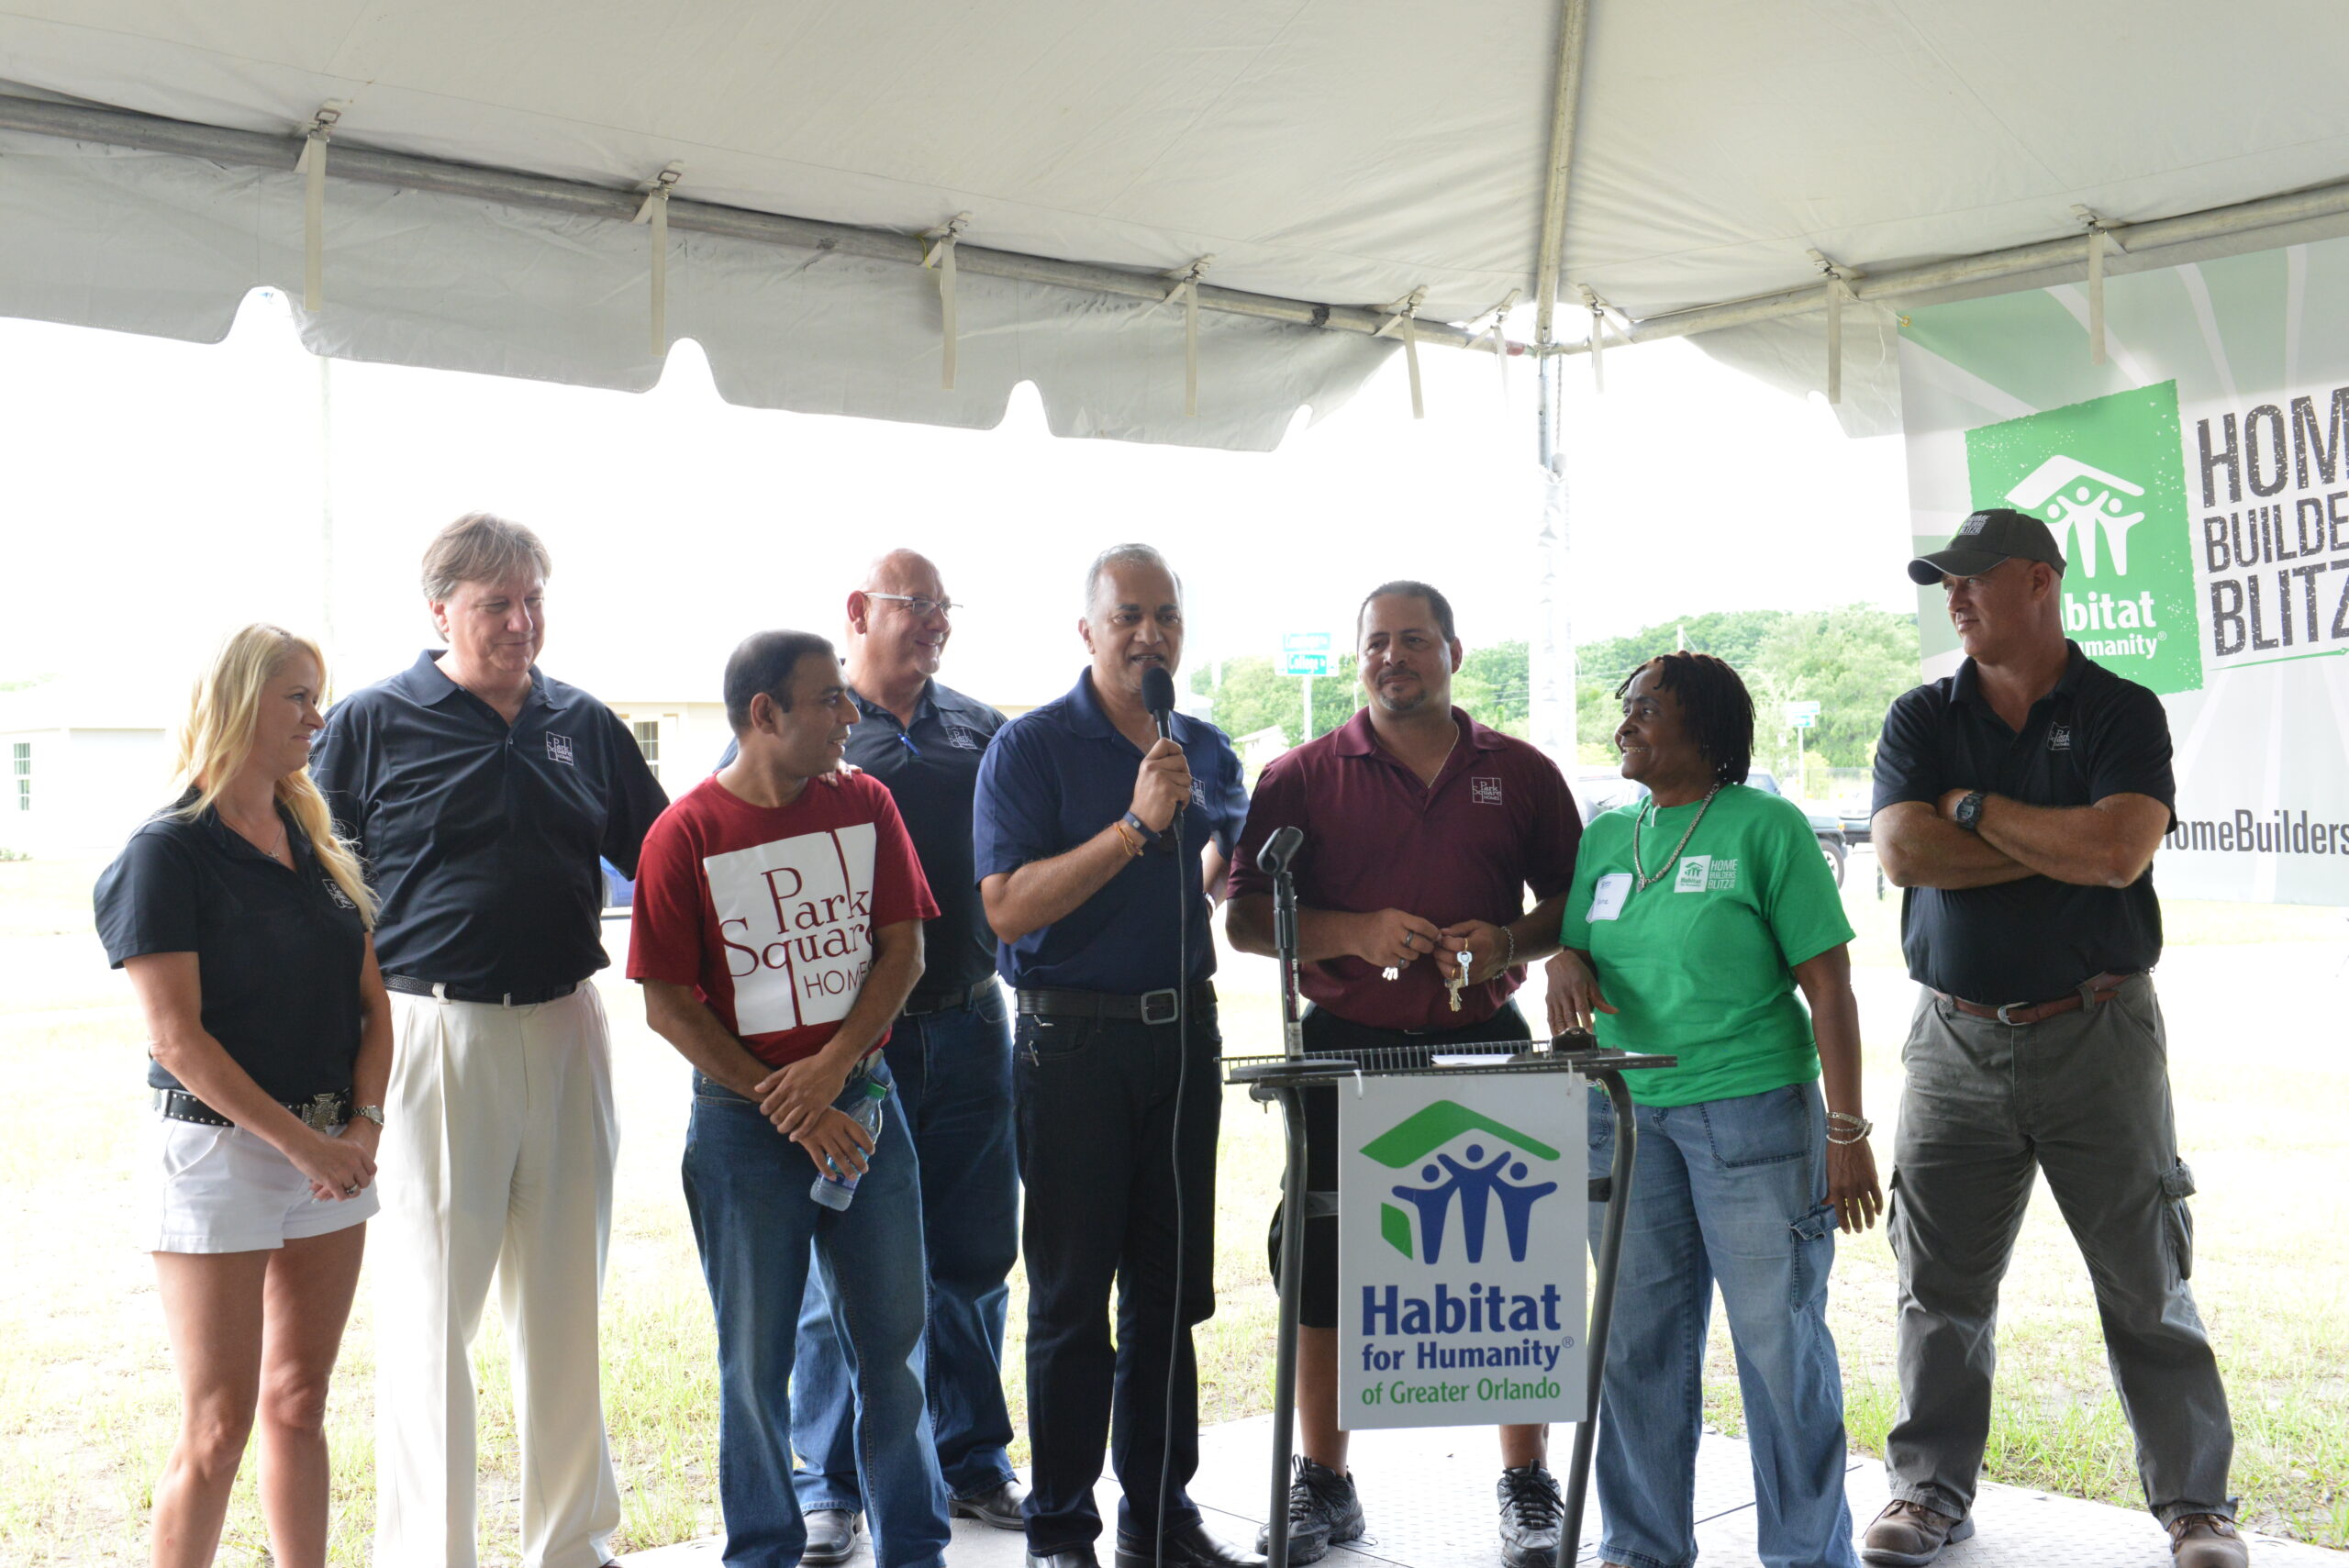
[0,92,1524,356]
[1544,171,2349,356]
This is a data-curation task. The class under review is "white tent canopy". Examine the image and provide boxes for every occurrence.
[5,1,2348,449]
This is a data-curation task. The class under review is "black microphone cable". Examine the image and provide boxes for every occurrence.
[1141,663,1191,1568]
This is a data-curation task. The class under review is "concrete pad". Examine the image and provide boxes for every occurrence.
[622,1420,2343,1567]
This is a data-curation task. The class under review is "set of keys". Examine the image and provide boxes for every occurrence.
[1381,949,1474,1011]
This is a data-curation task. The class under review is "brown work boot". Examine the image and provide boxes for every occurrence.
[1860,1499,1975,1566]
[2169,1513,2249,1568]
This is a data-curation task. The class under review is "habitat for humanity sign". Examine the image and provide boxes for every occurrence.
[1899,235,2349,904]
[1337,1076,1585,1429]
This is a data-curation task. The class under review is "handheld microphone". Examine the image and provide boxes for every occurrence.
[1140,664,1185,838]
[1141,663,1177,740]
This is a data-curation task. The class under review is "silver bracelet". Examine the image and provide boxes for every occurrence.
[1827,1110,1873,1144]
[1500,925,1518,971]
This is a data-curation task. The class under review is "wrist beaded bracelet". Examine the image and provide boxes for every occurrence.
[1826,1110,1874,1145]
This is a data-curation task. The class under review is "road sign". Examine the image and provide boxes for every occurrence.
[1283,652,1333,677]
[1784,700,1820,730]
[1282,630,1331,654]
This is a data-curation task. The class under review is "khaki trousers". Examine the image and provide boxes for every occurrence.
[373,984,622,1568]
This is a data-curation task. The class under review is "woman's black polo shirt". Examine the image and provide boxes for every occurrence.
[95,798,368,1102]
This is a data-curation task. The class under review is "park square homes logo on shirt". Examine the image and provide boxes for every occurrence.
[705,825,878,1034]
[1470,776,1504,805]
[544,732,576,765]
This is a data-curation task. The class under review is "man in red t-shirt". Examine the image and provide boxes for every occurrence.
[629,628,947,1568]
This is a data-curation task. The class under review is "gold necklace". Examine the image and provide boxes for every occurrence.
[1631,783,1722,891]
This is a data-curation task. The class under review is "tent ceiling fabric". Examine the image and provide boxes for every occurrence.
[2,1,2346,445]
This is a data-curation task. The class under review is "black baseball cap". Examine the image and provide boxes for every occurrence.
[1906,508,2068,585]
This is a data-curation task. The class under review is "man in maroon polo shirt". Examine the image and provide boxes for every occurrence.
[1225,581,1583,1568]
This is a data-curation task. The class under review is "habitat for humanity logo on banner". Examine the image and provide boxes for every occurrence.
[1337,1079,1584,1430]
[1965,384,2202,695]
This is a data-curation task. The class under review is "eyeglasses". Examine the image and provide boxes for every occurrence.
[863,592,962,618]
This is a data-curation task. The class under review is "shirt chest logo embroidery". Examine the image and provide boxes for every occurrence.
[544,732,576,766]
[2047,724,2073,751]
[1189,778,1208,806]
[942,725,985,751]
[1469,776,1504,805]
[1672,856,1738,893]
[320,877,356,910]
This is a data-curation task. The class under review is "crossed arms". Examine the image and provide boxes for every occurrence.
[1873,790,2169,892]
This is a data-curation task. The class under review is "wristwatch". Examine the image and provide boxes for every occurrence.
[352,1104,386,1128]
[1120,809,1163,845]
[1953,790,1987,833]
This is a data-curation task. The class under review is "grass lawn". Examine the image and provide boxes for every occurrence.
[2,852,2343,1562]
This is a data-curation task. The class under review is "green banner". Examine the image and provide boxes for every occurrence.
[1899,239,2349,904]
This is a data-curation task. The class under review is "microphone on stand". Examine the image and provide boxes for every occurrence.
[1141,664,1185,840]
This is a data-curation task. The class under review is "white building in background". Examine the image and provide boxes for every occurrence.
[0,679,175,856]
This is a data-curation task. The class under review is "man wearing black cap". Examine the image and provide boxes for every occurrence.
[1861,510,2242,1568]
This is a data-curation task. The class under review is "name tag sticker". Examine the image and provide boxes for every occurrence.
[1588,873,1631,922]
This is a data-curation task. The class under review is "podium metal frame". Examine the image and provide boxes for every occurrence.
[1228,838,1673,1568]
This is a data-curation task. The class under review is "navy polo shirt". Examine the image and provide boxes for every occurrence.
[95,797,369,1102]
[311,651,668,993]
[717,679,1008,995]
[1872,641,2175,1004]
[973,670,1248,993]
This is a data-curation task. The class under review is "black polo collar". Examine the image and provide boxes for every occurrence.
[1950,640,2089,713]
[390,649,554,712]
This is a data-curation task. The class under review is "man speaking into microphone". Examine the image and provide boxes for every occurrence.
[973,544,1254,1568]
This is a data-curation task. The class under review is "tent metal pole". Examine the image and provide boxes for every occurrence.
[1529,0,1590,768]
[1531,0,1591,354]
[0,93,1521,356]
[1544,172,2349,356]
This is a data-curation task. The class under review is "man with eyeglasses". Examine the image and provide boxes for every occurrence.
[1865,510,2240,1568]
[722,550,1026,1564]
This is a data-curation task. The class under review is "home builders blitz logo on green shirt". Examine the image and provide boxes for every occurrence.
[1337,1080,1585,1429]
[1965,384,2202,695]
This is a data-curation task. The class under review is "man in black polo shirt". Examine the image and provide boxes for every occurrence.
[1865,510,2241,1568]
[311,513,667,1568]
[973,543,1257,1568]
[779,550,1027,1562]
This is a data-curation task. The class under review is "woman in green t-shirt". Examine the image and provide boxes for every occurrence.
[1548,652,1880,1568]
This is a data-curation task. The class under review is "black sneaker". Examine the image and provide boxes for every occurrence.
[1252,1456,1365,1564]
[1495,1465,1563,1568]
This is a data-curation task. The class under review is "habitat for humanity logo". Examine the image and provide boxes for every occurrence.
[1360,1100,1561,1265]
[1961,383,2202,695]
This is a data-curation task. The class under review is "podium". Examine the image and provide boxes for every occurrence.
[1228,828,1673,1568]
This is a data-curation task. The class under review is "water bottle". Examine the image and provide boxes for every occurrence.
[808,1080,889,1211]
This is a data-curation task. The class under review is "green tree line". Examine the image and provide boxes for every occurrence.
[1196,605,1920,786]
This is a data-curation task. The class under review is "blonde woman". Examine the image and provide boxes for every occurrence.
[93,625,391,1568]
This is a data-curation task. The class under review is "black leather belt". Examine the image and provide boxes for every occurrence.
[384,973,579,1007]
[1017,982,1216,1026]
[903,979,995,1017]
[156,1086,351,1130]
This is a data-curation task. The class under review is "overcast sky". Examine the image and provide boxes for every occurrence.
[0,292,1911,708]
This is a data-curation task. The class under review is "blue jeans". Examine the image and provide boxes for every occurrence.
[682,1058,950,1568]
[794,986,1020,1508]
[1586,1081,1857,1568]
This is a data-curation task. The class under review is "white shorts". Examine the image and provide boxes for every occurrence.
[150,1116,379,1254]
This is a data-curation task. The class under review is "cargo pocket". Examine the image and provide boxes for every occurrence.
[2161,1159,2197,1281]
